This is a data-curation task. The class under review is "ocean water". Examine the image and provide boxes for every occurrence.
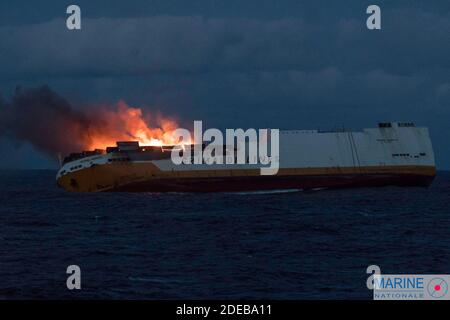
[1,170,449,299]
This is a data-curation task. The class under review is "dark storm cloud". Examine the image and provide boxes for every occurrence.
[0,16,310,77]
[0,11,448,78]
[0,10,448,118]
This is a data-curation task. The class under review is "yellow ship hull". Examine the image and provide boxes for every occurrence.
[56,163,436,192]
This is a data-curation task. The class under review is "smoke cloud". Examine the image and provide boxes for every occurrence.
[0,86,91,158]
[0,85,182,160]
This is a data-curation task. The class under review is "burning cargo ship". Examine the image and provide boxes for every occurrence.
[56,122,436,192]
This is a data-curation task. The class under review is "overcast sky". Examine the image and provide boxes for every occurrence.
[0,0,449,169]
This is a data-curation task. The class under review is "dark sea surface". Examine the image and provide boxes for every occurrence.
[0,170,449,299]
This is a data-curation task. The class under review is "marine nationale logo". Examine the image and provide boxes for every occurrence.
[367,265,450,300]
[427,277,448,298]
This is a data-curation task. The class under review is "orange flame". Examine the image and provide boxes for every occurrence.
[86,101,190,150]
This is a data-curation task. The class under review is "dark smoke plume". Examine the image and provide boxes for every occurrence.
[0,86,92,158]
[0,85,182,162]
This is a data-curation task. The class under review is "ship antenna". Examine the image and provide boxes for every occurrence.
[57,152,62,167]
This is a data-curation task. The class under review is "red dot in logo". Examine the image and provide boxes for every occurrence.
[434,285,441,291]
